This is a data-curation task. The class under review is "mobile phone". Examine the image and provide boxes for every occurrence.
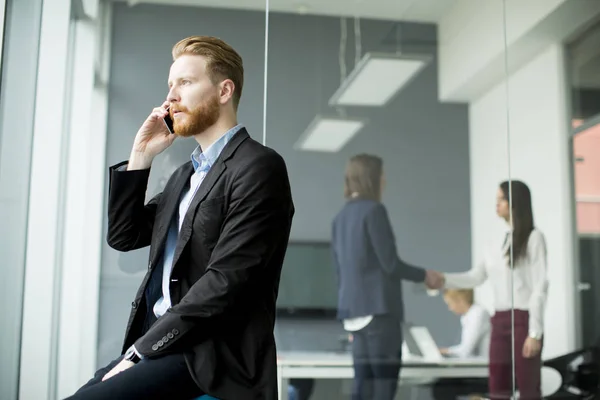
[163,107,174,134]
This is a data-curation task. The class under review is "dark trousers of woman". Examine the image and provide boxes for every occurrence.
[351,314,403,400]
[489,310,542,400]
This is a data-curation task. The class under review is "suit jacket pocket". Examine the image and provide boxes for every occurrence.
[195,195,227,247]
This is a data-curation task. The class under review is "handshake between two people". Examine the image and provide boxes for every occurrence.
[424,270,445,290]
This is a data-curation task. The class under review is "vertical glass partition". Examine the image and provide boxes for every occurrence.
[97,0,268,367]
[502,0,600,399]
[0,0,44,398]
[264,1,512,398]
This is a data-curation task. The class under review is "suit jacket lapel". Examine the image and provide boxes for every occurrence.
[170,129,250,269]
[149,162,194,267]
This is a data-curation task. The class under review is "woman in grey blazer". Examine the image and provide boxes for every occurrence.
[332,154,443,400]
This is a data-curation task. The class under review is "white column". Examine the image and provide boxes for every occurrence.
[19,0,73,398]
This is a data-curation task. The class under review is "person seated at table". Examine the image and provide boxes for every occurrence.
[432,289,490,400]
[440,289,490,358]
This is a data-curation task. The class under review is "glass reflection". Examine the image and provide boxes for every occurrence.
[263,2,503,399]
[98,0,267,371]
[502,0,600,399]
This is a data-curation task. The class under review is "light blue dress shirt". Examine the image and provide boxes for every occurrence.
[152,124,243,318]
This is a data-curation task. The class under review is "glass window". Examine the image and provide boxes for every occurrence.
[505,1,598,399]
[265,2,510,398]
[97,1,267,368]
[569,20,600,351]
[0,0,44,398]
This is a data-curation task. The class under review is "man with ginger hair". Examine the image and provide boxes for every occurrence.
[66,36,294,400]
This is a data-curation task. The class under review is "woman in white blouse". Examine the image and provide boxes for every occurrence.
[443,180,548,400]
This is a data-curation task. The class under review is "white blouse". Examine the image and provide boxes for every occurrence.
[447,303,491,358]
[444,229,549,336]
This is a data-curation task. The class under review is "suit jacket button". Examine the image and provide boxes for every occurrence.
[157,340,164,347]
[167,332,174,339]
[131,301,137,309]
[162,336,168,342]
[151,344,159,351]
[172,329,179,335]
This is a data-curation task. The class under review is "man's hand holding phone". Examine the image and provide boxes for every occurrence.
[128,101,176,171]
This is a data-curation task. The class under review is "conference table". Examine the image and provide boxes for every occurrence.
[276,351,488,400]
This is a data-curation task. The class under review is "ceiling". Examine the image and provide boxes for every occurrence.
[122,0,457,23]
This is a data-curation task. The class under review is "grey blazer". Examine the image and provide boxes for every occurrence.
[332,198,426,321]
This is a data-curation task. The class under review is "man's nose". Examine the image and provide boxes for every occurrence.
[166,88,179,103]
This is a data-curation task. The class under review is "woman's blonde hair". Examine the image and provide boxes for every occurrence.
[344,154,383,201]
[443,289,474,305]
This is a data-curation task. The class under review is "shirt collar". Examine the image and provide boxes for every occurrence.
[190,124,243,172]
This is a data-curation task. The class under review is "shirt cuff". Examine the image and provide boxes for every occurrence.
[130,344,144,360]
[446,345,460,356]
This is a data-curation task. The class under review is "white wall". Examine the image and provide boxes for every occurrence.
[470,44,576,359]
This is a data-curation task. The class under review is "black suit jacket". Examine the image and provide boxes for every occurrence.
[106,129,294,399]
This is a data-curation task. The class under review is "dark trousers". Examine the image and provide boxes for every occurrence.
[351,314,403,400]
[289,379,315,400]
[432,378,488,400]
[63,353,204,400]
[489,310,542,400]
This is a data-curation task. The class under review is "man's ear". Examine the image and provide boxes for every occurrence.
[219,79,235,105]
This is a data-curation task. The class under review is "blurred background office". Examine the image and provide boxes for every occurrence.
[2,0,600,399]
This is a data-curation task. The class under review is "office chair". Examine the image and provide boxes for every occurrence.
[543,346,599,399]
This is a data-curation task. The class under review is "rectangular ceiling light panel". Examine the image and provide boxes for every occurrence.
[295,116,366,153]
[329,52,430,107]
